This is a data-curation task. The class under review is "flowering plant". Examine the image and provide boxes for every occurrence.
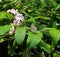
[0,0,60,57]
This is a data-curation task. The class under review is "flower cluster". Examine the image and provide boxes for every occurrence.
[7,9,24,24]
[7,9,24,35]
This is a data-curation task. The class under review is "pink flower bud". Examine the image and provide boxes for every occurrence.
[9,26,15,35]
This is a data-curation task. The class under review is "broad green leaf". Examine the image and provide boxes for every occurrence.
[0,11,13,21]
[53,53,60,57]
[15,26,26,45]
[40,40,52,54]
[49,28,60,45]
[41,28,60,45]
[27,31,43,49]
[0,25,12,35]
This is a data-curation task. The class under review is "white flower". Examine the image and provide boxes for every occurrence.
[11,9,18,15]
[7,8,25,35]
[7,9,24,21]
[7,9,18,15]
[14,13,24,21]
[7,9,11,12]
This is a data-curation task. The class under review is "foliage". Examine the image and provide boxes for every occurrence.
[0,0,60,57]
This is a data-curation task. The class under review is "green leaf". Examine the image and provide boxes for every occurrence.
[52,21,57,28]
[53,53,60,57]
[56,14,60,20]
[0,11,13,21]
[40,0,47,7]
[50,0,57,7]
[41,28,60,46]
[34,16,51,20]
[27,31,43,49]
[0,11,7,20]
[0,38,5,43]
[6,13,13,20]
[0,25,12,35]
[55,4,60,10]
[15,26,26,45]
[27,16,51,22]
[40,40,52,54]
[49,28,60,45]
[27,9,33,13]
[13,40,18,47]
